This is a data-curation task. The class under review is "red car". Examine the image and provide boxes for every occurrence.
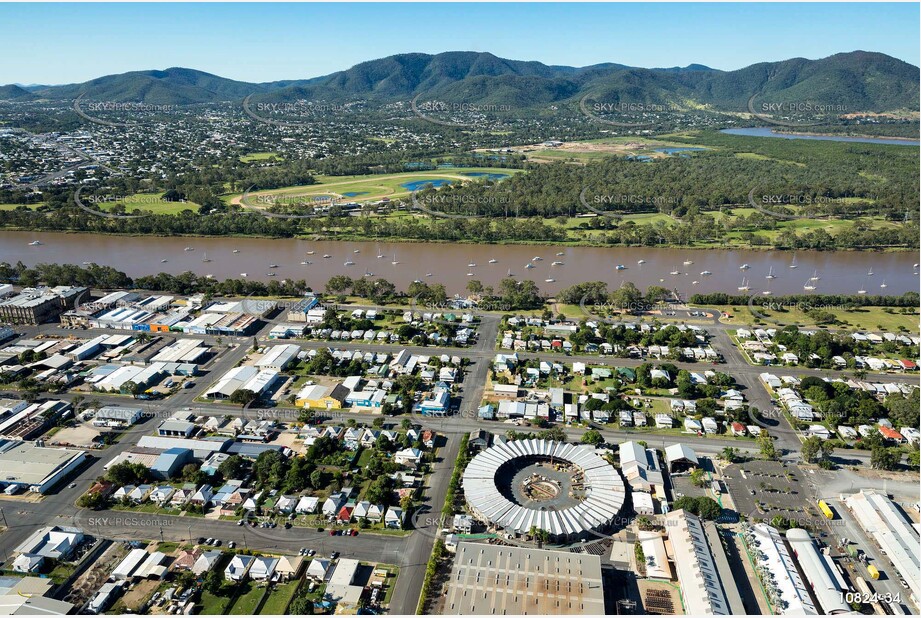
[329,530,336,536]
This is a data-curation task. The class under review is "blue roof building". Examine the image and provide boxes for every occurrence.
[151,447,192,481]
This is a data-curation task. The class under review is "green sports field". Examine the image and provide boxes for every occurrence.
[227,167,521,208]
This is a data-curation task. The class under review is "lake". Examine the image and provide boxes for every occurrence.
[720,127,920,146]
[4,230,918,297]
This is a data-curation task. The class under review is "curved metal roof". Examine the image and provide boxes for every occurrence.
[463,438,625,536]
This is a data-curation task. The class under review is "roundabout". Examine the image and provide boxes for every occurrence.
[462,439,626,541]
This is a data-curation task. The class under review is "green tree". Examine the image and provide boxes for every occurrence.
[581,429,604,447]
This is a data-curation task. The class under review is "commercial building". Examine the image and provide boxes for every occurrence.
[0,286,84,324]
[0,440,87,494]
[13,526,84,563]
[844,490,921,604]
[785,529,849,614]
[664,509,745,615]
[294,383,348,409]
[0,575,75,615]
[285,296,320,321]
[445,543,605,614]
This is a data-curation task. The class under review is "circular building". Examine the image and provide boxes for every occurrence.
[462,438,626,540]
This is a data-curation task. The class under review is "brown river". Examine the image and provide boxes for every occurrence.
[3,231,919,296]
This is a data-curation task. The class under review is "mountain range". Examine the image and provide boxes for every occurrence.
[3,50,918,113]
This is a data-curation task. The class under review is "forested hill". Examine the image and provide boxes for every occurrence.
[8,50,918,113]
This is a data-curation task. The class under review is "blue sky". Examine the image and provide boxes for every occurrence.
[2,3,918,84]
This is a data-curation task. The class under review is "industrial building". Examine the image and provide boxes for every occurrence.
[747,523,817,615]
[0,575,75,614]
[785,528,850,614]
[255,344,300,371]
[844,490,921,604]
[204,366,279,399]
[285,296,320,321]
[0,286,84,324]
[664,509,745,615]
[444,543,605,614]
[0,440,87,494]
[94,406,144,427]
[462,439,626,540]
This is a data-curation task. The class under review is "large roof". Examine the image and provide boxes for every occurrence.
[462,439,625,537]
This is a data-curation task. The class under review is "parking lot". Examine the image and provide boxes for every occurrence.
[723,460,818,526]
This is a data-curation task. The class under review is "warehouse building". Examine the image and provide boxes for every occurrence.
[255,344,300,371]
[94,406,144,427]
[664,509,745,615]
[204,366,279,399]
[785,528,850,614]
[445,543,605,614]
[747,523,817,615]
[0,440,87,494]
[844,490,920,604]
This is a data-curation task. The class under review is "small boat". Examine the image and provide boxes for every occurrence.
[551,261,564,266]
[683,259,693,265]
[232,249,240,253]
[466,272,474,276]
[160,259,168,263]
[880,280,887,289]
[669,268,680,275]
[184,246,194,251]
[205,274,214,279]
[692,280,699,285]
[533,256,543,261]
[658,278,665,282]
[803,281,816,291]
[377,253,384,259]
[426,273,433,277]
[307,250,315,255]
[789,254,798,269]
[201,252,211,263]
[323,254,331,259]
[740,263,750,270]
[809,270,820,281]
[616,264,626,270]
[82,261,91,265]
[353,249,360,253]
[412,278,421,284]
[344,261,355,266]
[240,273,247,277]
[269,264,278,268]
[738,278,749,291]
[392,253,399,265]
[857,288,866,295]
[28,240,42,246]
[267,272,276,277]
[525,263,534,269]
[488,259,498,264]
[765,267,776,280]
[366,271,375,278]
[545,278,555,283]
[507,269,513,277]
[637,259,646,265]
[762,290,772,296]
[556,252,565,256]
[468,263,477,268]
[700,270,712,276]
[867,267,874,276]
[300,260,312,265]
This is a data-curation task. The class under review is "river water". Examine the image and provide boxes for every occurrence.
[4,231,918,296]
[720,127,920,146]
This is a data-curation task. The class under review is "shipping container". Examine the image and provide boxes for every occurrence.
[867,564,880,580]
[818,500,835,519]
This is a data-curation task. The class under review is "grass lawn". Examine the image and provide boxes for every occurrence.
[258,581,301,615]
[198,590,232,615]
[0,203,41,210]
[241,151,280,162]
[93,192,200,215]
[720,304,918,332]
[229,580,267,615]
[227,167,521,208]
